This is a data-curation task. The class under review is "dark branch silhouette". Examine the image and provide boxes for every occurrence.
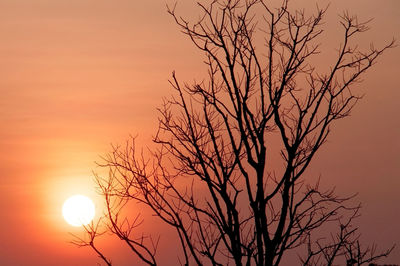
[73,0,395,265]
[71,219,112,266]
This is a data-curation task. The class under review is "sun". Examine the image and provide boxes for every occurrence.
[62,195,95,227]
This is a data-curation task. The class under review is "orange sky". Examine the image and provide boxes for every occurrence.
[0,0,399,265]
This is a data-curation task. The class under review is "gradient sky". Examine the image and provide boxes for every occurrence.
[0,0,399,265]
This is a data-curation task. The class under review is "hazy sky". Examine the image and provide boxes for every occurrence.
[0,0,398,265]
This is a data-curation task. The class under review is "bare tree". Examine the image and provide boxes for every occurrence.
[74,0,395,265]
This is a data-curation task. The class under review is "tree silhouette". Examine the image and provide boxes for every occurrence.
[74,0,395,265]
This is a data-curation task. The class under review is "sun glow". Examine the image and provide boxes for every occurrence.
[62,195,95,227]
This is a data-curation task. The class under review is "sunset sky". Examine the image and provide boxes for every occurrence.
[0,0,399,265]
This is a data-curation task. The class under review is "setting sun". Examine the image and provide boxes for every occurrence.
[62,195,95,227]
